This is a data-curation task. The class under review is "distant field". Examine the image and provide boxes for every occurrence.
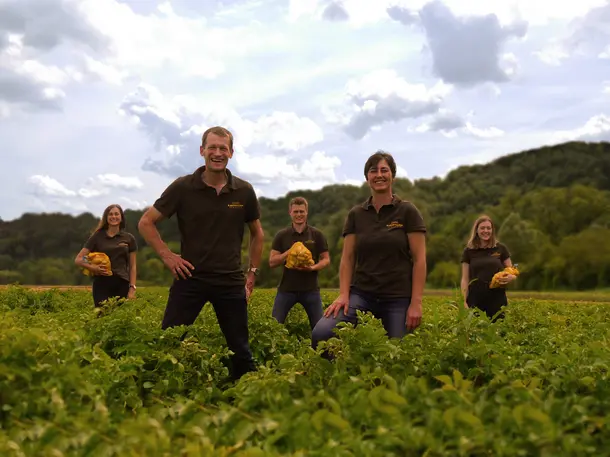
[2,284,610,304]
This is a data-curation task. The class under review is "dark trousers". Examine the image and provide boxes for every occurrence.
[161,277,256,381]
[92,275,130,307]
[272,290,324,329]
[311,288,411,350]
[467,285,508,322]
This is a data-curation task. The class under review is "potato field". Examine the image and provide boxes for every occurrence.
[1,285,610,456]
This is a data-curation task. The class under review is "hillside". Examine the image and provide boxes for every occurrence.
[2,140,610,290]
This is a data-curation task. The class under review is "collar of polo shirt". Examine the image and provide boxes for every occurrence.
[191,165,237,192]
[291,223,310,234]
[361,193,402,209]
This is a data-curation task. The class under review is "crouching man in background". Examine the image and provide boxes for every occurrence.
[269,197,330,330]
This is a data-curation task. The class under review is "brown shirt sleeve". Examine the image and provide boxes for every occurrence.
[403,202,426,233]
[342,208,357,237]
[244,186,261,223]
[316,229,329,253]
[460,248,470,264]
[153,178,183,219]
[499,243,511,261]
[128,233,138,253]
[83,232,98,251]
[271,230,284,252]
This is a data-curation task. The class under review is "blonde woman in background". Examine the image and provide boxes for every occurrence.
[460,215,515,322]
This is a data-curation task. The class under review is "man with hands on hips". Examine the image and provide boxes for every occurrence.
[138,126,264,381]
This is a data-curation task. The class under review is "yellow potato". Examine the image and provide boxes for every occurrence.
[285,242,315,269]
[490,265,519,288]
[82,252,113,276]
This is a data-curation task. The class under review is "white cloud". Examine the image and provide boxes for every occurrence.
[82,56,126,85]
[534,1,610,64]
[75,174,143,199]
[0,101,10,118]
[1,0,608,221]
[118,83,328,181]
[325,69,451,139]
[0,0,289,117]
[604,82,610,94]
[26,172,145,213]
[79,0,286,80]
[433,0,605,26]
[0,0,110,115]
[30,196,89,214]
[28,175,76,197]
[253,112,324,153]
[0,35,71,112]
[25,174,89,214]
[397,165,409,178]
[0,0,108,53]
[119,196,148,210]
[534,44,570,66]
[236,150,342,192]
[292,0,608,27]
[95,174,143,190]
[288,0,323,22]
[412,109,505,138]
[78,188,108,199]
[388,0,528,87]
[342,178,363,187]
[554,114,610,142]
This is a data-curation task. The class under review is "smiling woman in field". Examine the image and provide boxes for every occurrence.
[74,204,138,308]
[311,151,427,352]
[460,215,516,322]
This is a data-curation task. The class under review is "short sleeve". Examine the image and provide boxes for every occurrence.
[342,208,357,237]
[499,243,511,261]
[244,186,261,223]
[83,232,98,251]
[403,202,426,233]
[460,248,470,264]
[271,230,284,252]
[153,178,183,219]
[128,234,138,253]
[316,229,329,253]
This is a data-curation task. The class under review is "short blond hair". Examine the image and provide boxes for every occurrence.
[289,196,308,210]
[201,126,234,151]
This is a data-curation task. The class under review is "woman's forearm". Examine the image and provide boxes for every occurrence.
[461,279,469,301]
[338,254,354,298]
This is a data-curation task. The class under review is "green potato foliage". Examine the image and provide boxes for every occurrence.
[0,286,609,456]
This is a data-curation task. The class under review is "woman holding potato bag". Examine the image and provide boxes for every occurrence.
[74,204,138,308]
[460,215,518,322]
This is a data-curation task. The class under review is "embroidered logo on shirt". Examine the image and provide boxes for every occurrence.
[386,221,404,229]
[118,242,129,248]
[491,252,500,257]
[228,202,244,208]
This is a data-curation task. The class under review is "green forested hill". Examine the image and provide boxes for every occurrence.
[2,140,609,290]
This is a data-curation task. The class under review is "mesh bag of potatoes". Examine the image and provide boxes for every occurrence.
[489,266,519,289]
[82,252,113,276]
[285,242,315,269]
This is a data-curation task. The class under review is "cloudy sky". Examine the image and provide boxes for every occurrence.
[1,0,609,221]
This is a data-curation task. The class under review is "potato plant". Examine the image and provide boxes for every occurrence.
[0,285,609,456]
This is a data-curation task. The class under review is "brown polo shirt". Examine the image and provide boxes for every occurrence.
[84,229,137,282]
[343,194,426,298]
[461,243,511,289]
[153,166,260,287]
[271,224,329,292]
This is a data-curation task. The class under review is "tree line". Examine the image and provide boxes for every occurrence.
[2,140,610,291]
